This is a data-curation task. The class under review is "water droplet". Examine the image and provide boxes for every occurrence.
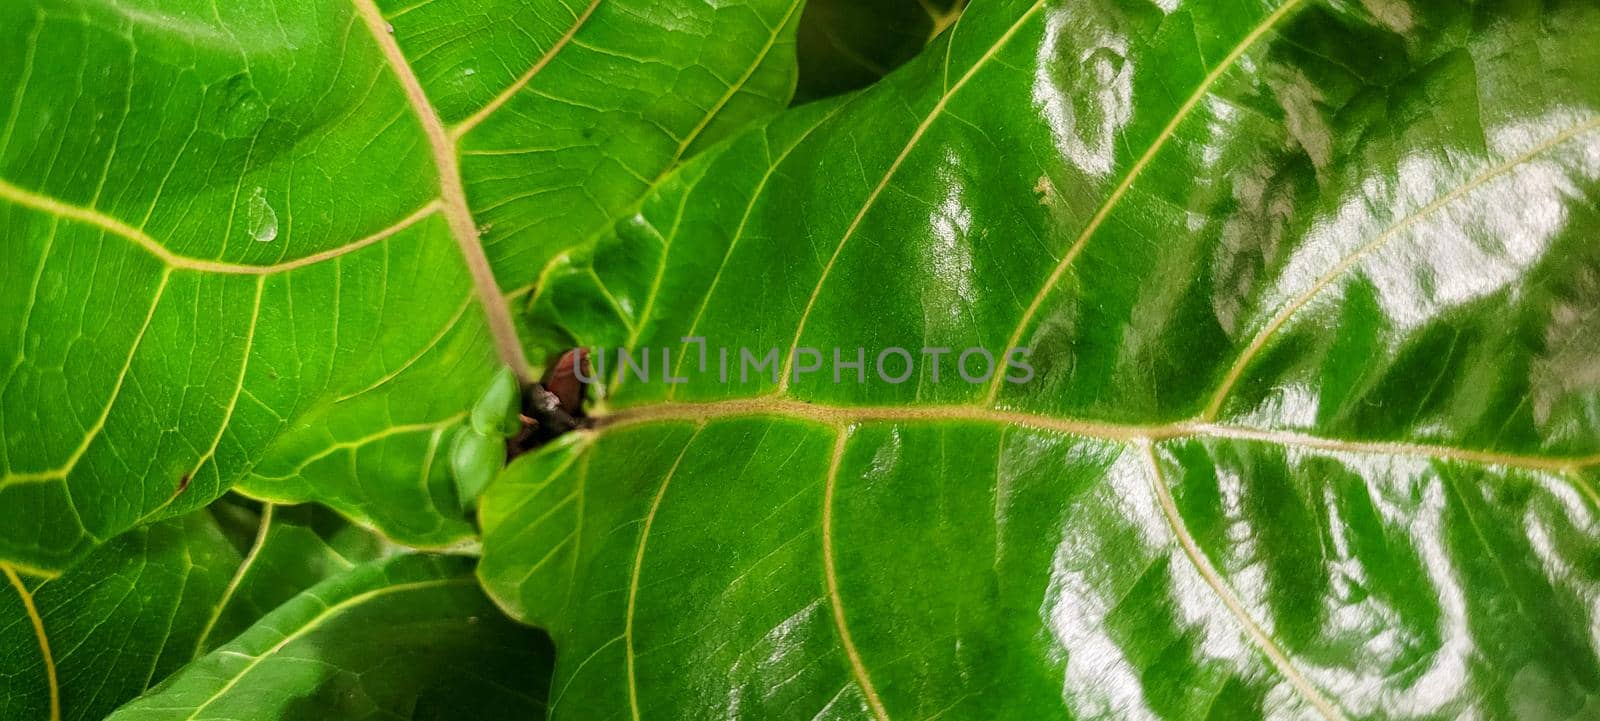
[248,187,278,243]
[463,67,476,77]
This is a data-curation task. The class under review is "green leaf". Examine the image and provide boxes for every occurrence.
[0,501,377,721]
[485,0,1600,718]
[0,0,807,573]
[194,501,394,656]
[106,554,552,721]
[452,368,520,510]
[451,425,508,510]
[471,368,522,437]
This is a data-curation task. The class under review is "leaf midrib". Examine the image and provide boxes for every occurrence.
[594,398,1600,475]
[588,399,1592,721]
[351,0,533,384]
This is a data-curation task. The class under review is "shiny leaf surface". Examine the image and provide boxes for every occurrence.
[484,0,1600,718]
[106,553,552,721]
[0,0,804,572]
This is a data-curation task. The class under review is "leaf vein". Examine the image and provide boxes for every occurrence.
[625,429,700,721]
[822,429,890,721]
[1139,442,1348,721]
[3,564,58,721]
[596,399,1600,474]
[986,0,1309,403]
[778,0,1051,388]
[1202,114,1600,418]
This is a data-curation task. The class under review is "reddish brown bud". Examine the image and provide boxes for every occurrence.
[540,348,590,415]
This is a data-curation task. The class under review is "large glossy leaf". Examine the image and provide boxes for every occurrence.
[106,553,551,721]
[0,501,379,721]
[0,0,804,573]
[483,0,1600,718]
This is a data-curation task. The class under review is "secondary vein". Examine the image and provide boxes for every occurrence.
[1139,443,1349,721]
[778,0,1050,388]
[451,0,604,139]
[4,564,59,721]
[625,429,700,721]
[1202,114,1600,419]
[986,0,1307,403]
[822,430,891,721]
[0,177,438,275]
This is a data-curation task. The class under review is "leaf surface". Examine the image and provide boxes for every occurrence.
[106,553,552,721]
[483,0,1600,718]
[0,0,805,572]
[0,502,376,721]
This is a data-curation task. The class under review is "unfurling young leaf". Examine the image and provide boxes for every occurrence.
[452,425,508,511]
[471,367,524,438]
[452,368,520,509]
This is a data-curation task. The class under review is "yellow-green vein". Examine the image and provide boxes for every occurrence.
[0,269,172,488]
[192,504,275,658]
[667,99,857,391]
[986,0,1307,404]
[779,0,1050,388]
[822,428,890,721]
[0,179,438,275]
[1201,114,1600,419]
[1139,442,1348,721]
[663,0,806,168]
[4,563,59,721]
[625,428,701,721]
[177,577,473,721]
[594,398,1600,475]
[451,0,605,138]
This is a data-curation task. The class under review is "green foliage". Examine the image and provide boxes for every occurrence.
[493,0,1600,718]
[107,554,552,721]
[0,0,804,573]
[2,0,804,715]
[5,0,1600,719]
[1,502,385,720]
